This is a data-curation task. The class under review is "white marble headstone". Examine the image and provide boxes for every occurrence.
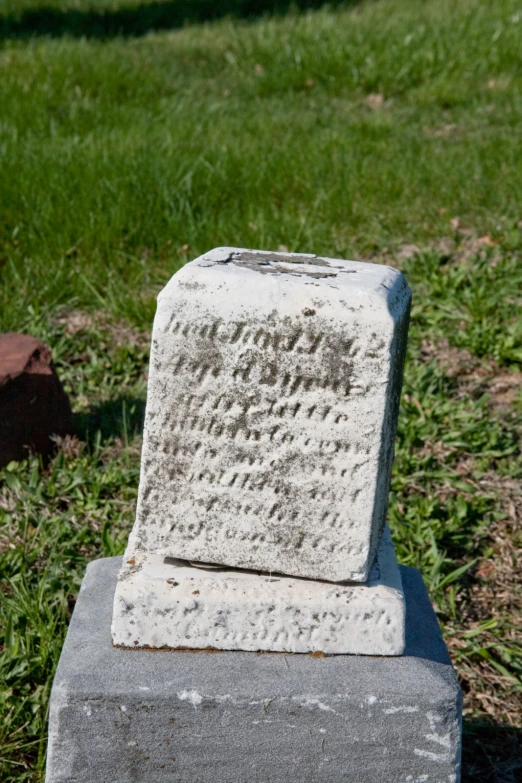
[112,524,405,655]
[128,248,410,582]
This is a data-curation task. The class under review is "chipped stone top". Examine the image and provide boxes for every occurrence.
[158,247,410,325]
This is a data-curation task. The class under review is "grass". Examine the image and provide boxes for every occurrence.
[0,0,521,781]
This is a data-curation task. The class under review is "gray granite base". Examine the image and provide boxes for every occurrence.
[45,557,462,783]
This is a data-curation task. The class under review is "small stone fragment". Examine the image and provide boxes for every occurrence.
[0,333,72,467]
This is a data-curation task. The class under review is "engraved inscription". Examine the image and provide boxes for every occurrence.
[137,307,392,578]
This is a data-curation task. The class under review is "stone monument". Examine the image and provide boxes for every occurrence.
[45,249,462,782]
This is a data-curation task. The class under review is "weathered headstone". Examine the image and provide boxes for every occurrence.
[112,248,410,654]
[45,249,462,783]
[126,248,411,583]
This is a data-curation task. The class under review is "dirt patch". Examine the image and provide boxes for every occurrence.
[407,337,521,729]
[55,310,94,335]
[420,338,522,410]
[442,467,522,726]
[423,124,458,138]
[364,93,385,108]
[54,309,149,348]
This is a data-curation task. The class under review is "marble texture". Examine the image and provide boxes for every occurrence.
[112,525,405,655]
[128,247,411,582]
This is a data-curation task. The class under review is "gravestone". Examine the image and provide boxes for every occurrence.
[127,248,411,583]
[45,248,462,783]
[113,248,411,654]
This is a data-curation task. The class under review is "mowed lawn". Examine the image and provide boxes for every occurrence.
[0,0,521,780]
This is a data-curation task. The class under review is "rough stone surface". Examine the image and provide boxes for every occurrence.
[0,332,72,467]
[46,558,461,783]
[131,247,411,582]
[112,524,405,655]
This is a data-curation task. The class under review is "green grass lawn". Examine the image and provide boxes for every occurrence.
[0,0,521,780]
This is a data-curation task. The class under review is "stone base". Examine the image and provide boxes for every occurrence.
[112,525,405,656]
[46,557,462,783]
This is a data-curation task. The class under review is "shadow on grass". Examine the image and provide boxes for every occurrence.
[462,722,521,783]
[0,0,360,40]
[74,394,145,444]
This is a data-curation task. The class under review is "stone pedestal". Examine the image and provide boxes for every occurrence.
[45,558,462,783]
[112,525,405,656]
